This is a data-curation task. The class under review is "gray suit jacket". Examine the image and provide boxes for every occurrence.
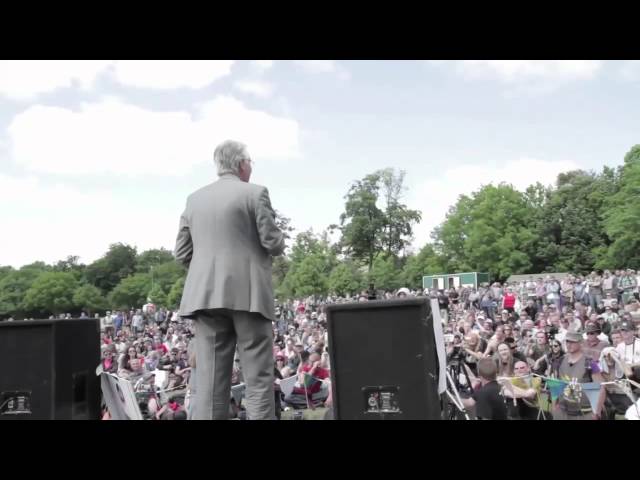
[174,174,285,321]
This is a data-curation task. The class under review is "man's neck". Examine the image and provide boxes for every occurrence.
[568,351,583,363]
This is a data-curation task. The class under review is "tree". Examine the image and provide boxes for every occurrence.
[136,248,175,273]
[402,244,447,289]
[22,271,78,315]
[166,276,186,309]
[338,173,386,271]
[85,243,138,293]
[378,168,422,257]
[0,265,48,317]
[328,261,365,297]
[433,184,537,281]
[274,210,295,242]
[272,256,290,295]
[73,283,108,315]
[600,145,640,268]
[147,284,167,307]
[150,261,186,294]
[280,230,336,298]
[108,273,151,309]
[531,170,615,273]
[368,254,403,291]
[337,170,421,271]
[285,251,330,297]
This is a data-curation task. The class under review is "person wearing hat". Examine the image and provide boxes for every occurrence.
[396,287,411,299]
[615,321,640,373]
[583,322,609,360]
[553,330,603,420]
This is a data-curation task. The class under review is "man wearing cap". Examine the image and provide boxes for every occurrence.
[583,322,609,360]
[553,330,603,420]
[174,140,285,420]
[615,321,640,374]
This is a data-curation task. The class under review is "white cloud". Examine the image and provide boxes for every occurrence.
[7,95,300,176]
[233,80,274,98]
[408,157,580,249]
[293,60,350,80]
[620,60,640,81]
[253,60,274,69]
[0,60,113,100]
[0,175,182,268]
[111,60,235,89]
[455,60,603,83]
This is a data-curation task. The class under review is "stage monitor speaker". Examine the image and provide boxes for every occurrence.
[326,298,441,420]
[0,318,101,420]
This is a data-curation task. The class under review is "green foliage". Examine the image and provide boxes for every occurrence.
[150,261,186,293]
[328,261,365,297]
[433,184,536,281]
[136,248,175,273]
[22,271,79,315]
[275,210,295,241]
[85,243,138,293]
[338,169,421,271]
[600,145,640,269]
[147,284,167,306]
[272,256,290,296]
[108,273,151,309]
[368,254,403,291]
[0,266,47,317]
[166,276,186,309]
[73,283,108,314]
[280,230,336,298]
[402,244,447,289]
[531,170,616,273]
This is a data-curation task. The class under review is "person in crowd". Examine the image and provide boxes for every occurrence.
[461,358,508,420]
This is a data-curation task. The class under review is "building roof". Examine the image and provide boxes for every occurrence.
[506,272,570,283]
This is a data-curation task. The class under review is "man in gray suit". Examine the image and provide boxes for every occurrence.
[174,140,285,420]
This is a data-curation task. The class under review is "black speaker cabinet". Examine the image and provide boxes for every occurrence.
[0,318,101,420]
[326,298,441,420]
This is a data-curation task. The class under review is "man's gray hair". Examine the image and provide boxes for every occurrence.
[214,140,250,176]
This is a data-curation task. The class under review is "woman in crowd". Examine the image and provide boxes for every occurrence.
[533,340,565,377]
[495,342,516,377]
[101,346,118,374]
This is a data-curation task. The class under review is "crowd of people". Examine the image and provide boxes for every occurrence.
[87,268,640,420]
[437,270,640,420]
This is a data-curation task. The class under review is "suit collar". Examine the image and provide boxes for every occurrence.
[218,173,241,182]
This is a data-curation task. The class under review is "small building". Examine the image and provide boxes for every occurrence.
[423,272,490,291]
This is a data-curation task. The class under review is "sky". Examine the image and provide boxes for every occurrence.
[0,60,638,268]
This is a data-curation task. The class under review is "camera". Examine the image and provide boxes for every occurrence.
[447,344,466,366]
[544,325,558,341]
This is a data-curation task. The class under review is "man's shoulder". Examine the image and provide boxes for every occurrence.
[186,181,268,206]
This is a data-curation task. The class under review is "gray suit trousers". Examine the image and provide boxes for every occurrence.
[193,309,275,420]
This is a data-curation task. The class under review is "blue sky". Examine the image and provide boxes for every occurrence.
[0,60,638,268]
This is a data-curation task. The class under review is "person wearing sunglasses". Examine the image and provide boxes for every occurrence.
[533,340,565,378]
